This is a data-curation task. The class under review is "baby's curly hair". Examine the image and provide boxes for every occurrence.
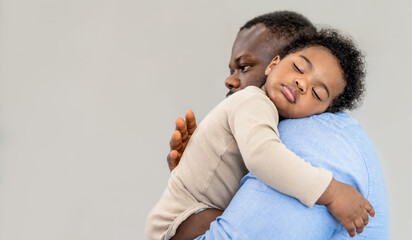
[280,29,366,112]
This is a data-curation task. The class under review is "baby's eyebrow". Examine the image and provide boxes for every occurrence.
[319,82,330,98]
[299,55,312,69]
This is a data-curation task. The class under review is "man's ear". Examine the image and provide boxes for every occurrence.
[265,56,281,76]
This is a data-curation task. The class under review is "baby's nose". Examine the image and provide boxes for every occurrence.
[295,79,308,93]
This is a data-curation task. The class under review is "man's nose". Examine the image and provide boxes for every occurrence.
[295,78,308,94]
[225,74,240,89]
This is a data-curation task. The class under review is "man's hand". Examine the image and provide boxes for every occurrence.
[167,110,197,171]
[318,178,375,238]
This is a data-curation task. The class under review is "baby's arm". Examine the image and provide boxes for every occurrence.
[317,178,375,237]
[229,91,374,237]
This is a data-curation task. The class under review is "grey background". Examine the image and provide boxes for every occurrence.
[0,0,410,239]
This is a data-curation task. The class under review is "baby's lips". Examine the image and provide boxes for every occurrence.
[282,85,297,103]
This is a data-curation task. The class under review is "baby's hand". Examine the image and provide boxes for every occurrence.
[325,179,375,237]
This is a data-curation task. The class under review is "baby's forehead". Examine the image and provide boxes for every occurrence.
[284,46,338,62]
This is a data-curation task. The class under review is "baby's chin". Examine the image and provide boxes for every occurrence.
[278,105,328,119]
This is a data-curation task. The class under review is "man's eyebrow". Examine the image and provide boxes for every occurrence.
[235,55,247,62]
[229,54,252,68]
[299,55,330,98]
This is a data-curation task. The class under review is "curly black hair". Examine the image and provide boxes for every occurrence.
[279,29,366,112]
[240,11,317,42]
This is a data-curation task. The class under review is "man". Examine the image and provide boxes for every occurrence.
[166,11,389,239]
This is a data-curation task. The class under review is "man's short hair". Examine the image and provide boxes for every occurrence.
[240,11,317,42]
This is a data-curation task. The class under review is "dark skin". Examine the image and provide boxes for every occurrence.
[171,208,222,240]
[166,25,374,239]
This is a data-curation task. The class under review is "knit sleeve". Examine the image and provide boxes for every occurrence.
[228,89,332,207]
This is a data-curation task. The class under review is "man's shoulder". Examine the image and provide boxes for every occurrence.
[278,112,371,161]
[278,112,371,193]
[279,112,359,131]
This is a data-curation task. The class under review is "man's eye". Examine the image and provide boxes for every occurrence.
[229,69,234,75]
[312,89,321,101]
[293,63,303,74]
[240,65,251,72]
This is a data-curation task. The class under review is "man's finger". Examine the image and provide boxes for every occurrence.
[170,130,183,152]
[175,117,185,131]
[175,117,189,142]
[185,110,197,135]
[167,150,179,171]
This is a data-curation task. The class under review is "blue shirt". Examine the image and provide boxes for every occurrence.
[196,112,389,239]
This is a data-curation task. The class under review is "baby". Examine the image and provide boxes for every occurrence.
[146,29,374,240]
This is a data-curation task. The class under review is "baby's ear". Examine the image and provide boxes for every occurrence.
[265,56,281,76]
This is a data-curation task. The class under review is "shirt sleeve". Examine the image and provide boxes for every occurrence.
[227,91,332,207]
